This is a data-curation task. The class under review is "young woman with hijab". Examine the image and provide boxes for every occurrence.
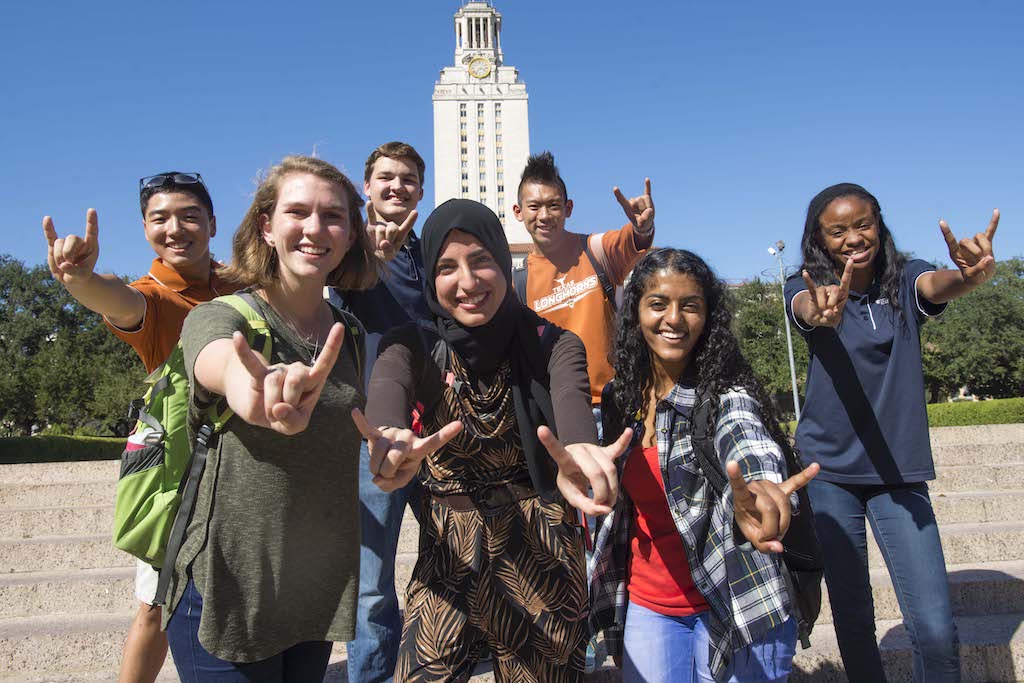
[784,182,1000,681]
[591,249,818,682]
[164,156,377,682]
[352,198,631,682]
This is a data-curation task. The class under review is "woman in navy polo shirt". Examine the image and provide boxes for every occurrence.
[784,182,999,682]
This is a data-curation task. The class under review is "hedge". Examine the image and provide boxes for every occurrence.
[0,435,122,465]
[926,397,1024,428]
[1,399,1022,465]
[787,397,1024,432]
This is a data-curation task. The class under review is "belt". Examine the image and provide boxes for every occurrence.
[431,481,538,515]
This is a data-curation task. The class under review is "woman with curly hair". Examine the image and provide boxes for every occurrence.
[590,248,818,682]
[785,183,1000,681]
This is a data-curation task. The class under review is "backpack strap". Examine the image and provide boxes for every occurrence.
[334,306,366,383]
[687,387,728,497]
[512,260,529,307]
[152,292,272,605]
[583,237,617,312]
[206,293,275,431]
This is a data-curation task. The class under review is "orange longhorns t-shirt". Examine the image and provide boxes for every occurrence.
[522,224,648,405]
[105,258,236,373]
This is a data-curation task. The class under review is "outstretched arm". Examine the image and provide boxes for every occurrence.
[194,323,346,435]
[728,460,820,554]
[43,210,145,329]
[918,209,1000,304]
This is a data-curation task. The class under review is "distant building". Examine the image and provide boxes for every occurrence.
[432,1,533,262]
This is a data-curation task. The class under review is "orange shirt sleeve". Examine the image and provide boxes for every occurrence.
[589,223,649,285]
[104,280,189,373]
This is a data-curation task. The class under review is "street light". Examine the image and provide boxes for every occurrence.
[769,240,802,421]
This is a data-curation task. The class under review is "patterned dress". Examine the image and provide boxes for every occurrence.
[395,352,589,683]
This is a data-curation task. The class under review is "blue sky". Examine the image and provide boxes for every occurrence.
[1,0,1021,283]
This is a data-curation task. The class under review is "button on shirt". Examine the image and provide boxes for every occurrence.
[784,259,946,485]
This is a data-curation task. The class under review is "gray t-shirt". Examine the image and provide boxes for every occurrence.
[164,293,363,662]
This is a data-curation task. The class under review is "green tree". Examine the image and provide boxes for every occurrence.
[0,255,144,435]
[731,278,809,412]
[921,258,1024,400]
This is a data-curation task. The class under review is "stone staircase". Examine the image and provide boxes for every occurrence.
[1,424,1023,681]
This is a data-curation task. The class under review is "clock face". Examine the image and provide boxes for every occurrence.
[469,58,491,79]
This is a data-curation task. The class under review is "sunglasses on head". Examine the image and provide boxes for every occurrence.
[139,172,207,194]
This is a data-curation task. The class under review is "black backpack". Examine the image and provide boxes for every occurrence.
[600,382,823,649]
[512,239,617,311]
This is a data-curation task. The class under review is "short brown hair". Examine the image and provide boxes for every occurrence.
[363,141,426,185]
[221,155,378,291]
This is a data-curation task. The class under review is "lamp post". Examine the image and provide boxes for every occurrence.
[767,240,802,421]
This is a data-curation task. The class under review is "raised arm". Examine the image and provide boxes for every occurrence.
[917,209,1000,304]
[43,210,145,329]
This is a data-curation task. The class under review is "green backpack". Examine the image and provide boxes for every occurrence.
[112,292,364,584]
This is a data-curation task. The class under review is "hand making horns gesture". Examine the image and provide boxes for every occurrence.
[800,257,855,328]
[537,426,634,516]
[350,408,464,493]
[43,209,100,285]
[228,323,346,435]
[727,460,821,554]
[613,178,655,235]
[365,201,418,262]
[940,208,1000,286]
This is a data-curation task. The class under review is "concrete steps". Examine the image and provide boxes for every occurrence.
[792,613,1024,682]
[1,422,1022,681]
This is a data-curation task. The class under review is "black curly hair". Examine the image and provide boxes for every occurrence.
[611,248,790,443]
[799,183,908,325]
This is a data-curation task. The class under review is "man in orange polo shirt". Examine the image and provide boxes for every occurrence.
[513,151,655,410]
[43,172,230,683]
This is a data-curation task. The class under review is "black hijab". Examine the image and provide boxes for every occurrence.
[420,199,559,499]
[421,199,520,377]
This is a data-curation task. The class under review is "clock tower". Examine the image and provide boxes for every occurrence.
[433,1,532,248]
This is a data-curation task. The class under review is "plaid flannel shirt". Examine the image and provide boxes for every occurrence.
[589,384,792,681]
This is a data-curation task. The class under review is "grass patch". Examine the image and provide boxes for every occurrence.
[926,397,1024,428]
[0,435,123,465]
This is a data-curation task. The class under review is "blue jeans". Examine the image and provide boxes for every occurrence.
[807,478,960,682]
[347,441,419,683]
[623,602,796,682]
[166,579,332,682]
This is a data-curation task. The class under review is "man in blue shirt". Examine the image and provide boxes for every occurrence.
[329,141,429,683]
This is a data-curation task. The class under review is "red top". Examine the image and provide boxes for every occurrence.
[622,444,709,616]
